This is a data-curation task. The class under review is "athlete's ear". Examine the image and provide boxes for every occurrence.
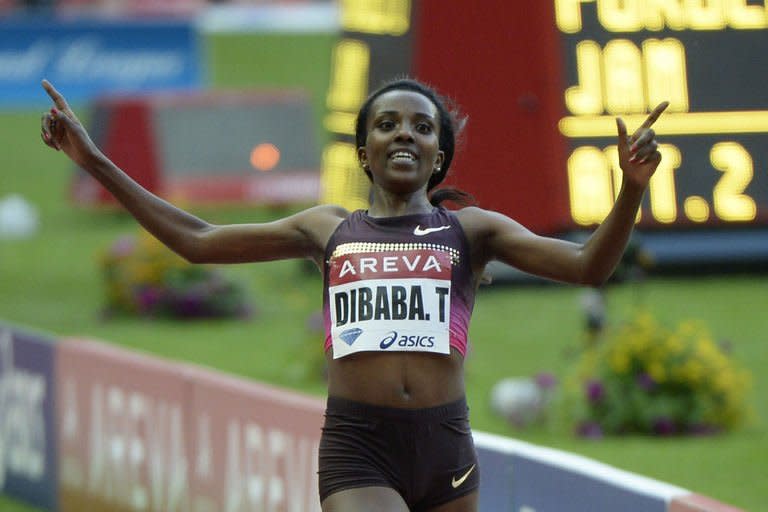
[357,147,369,170]
[434,150,445,173]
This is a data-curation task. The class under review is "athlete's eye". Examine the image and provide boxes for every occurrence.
[377,120,395,131]
[416,122,434,134]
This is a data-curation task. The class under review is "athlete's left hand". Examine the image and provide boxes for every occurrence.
[616,101,668,189]
[40,79,101,169]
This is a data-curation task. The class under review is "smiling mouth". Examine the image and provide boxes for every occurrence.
[389,150,418,163]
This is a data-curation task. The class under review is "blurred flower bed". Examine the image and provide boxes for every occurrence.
[565,312,752,437]
[101,232,253,319]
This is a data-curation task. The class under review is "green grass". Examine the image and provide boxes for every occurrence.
[2,109,767,511]
[0,496,42,512]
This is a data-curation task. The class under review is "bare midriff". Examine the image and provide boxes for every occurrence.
[325,349,466,408]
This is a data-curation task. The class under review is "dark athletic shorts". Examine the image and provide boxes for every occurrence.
[318,396,479,510]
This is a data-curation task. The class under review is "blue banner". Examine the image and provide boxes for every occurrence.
[509,454,668,512]
[0,323,58,510]
[474,432,687,511]
[0,18,202,108]
[476,445,514,511]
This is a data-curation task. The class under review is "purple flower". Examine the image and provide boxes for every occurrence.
[535,372,557,390]
[577,421,604,439]
[135,286,162,313]
[652,416,677,436]
[635,372,655,391]
[175,292,206,317]
[585,379,605,404]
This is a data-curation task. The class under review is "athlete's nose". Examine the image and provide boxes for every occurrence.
[394,122,415,142]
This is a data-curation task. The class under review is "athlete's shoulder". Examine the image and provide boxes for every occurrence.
[453,206,528,245]
[454,206,522,225]
[303,203,350,220]
[453,205,497,231]
[452,205,486,218]
[287,204,350,252]
[291,203,349,230]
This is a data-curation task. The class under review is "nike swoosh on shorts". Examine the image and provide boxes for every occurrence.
[451,464,476,489]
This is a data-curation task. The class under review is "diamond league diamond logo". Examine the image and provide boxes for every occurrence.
[339,328,363,346]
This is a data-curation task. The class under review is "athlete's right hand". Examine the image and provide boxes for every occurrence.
[40,79,101,168]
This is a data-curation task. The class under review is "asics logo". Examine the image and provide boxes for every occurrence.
[413,225,451,236]
[379,331,398,349]
[451,464,476,489]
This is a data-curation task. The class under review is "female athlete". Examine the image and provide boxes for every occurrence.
[41,78,666,512]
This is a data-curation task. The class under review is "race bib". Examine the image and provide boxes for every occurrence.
[328,248,452,359]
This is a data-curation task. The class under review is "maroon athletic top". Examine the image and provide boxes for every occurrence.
[323,207,475,358]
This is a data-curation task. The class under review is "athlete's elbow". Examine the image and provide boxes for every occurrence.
[181,249,206,264]
[181,239,219,264]
[160,241,201,264]
[579,266,613,287]
[170,231,215,264]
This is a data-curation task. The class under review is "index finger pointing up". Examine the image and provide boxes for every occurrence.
[639,101,670,131]
[41,79,72,114]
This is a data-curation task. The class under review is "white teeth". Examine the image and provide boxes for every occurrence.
[390,151,416,161]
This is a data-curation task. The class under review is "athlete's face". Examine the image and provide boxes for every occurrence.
[359,90,445,194]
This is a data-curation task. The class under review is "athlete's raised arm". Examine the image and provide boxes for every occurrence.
[459,102,668,286]
[40,80,347,265]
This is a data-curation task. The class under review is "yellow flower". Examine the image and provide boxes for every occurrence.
[609,352,630,374]
[571,311,752,435]
[681,360,704,385]
[664,335,685,354]
[712,373,734,394]
[648,362,666,382]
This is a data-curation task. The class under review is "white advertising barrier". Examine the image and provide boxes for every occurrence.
[57,338,192,512]
[185,365,323,512]
[56,337,324,512]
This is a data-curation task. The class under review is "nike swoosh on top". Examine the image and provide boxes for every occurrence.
[413,225,451,236]
[451,464,476,488]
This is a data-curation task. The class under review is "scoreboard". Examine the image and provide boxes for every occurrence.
[556,0,768,229]
[320,0,768,267]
